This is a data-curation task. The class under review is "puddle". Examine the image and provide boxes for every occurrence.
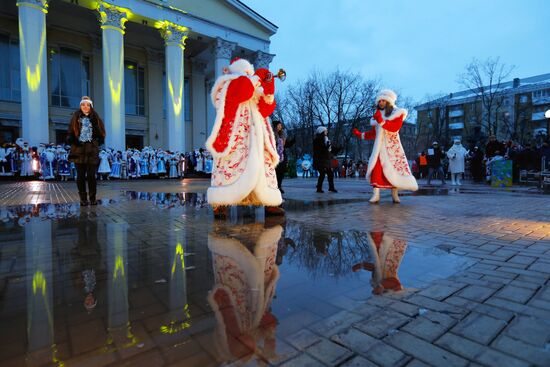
[0,192,473,365]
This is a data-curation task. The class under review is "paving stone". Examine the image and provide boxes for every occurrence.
[257,338,299,365]
[417,284,463,301]
[435,333,530,367]
[389,301,420,317]
[491,335,550,367]
[332,328,409,367]
[309,310,364,337]
[354,309,410,338]
[404,295,467,318]
[400,311,457,342]
[279,353,320,367]
[405,360,431,367]
[451,312,507,345]
[508,255,537,266]
[305,339,354,366]
[284,329,322,351]
[495,285,536,304]
[339,356,378,367]
[485,296,550,319]
[385,331,468,367]
[456,285,497,302]
[503,316,550,347]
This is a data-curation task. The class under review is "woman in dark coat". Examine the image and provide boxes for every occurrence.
[313,126,337,193]
[66,96,106,206]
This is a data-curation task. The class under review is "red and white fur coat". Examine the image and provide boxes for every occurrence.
[206,61,281,207]
[360,107,418,191]
[207,224,281,361]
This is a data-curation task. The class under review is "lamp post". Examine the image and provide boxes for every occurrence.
[545,109,550,141]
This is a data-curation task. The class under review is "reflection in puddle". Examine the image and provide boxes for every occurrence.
[352,232,407,295]
[208,222,281,362]
[0,192,473,365]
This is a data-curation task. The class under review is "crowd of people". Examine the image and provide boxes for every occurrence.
[413,136,550,184]
[0,138,213,181]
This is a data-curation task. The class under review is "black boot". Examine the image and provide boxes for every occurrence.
[89,192,97,206]
[79,192,89,206]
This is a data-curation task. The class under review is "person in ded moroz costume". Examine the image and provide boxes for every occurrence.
[446,139,469,185]
[206,58,283,217]
[353,89,418,203]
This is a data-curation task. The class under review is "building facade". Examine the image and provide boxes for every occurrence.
[0,0,277,151]
[415,73,550,150]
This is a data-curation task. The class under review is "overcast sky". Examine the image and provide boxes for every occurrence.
[242,0,550,105]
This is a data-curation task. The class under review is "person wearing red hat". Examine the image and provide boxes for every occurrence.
[353,89,418,203]
[206,58,284,217]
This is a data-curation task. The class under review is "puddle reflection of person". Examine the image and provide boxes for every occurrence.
[71,214,101,313]
[352,232,407,295]
[207,222,282,363]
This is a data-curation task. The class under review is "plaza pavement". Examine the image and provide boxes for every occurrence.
[0,177,549,366]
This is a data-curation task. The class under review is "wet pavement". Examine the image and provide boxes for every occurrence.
[1,179,550,366]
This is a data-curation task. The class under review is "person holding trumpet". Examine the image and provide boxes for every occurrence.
[206,57,286,217]
[353,89,418,203]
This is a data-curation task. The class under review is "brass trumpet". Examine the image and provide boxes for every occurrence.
[265,68,287,83]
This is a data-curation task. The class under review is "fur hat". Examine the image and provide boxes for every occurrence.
[316,126,327,135]
[227,57,254,76]
[376,89,398,106]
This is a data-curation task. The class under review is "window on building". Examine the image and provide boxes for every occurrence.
[0,34,21,102]
[124,61,145,116]
[519,95,528,104]
[532,89,550,100]
[162,72,190,121]
[50,47,90,108]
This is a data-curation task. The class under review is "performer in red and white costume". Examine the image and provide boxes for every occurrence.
[353,89,418,203]
[352,232,407,295]
[207,223,281,362]
[206,58,283,216]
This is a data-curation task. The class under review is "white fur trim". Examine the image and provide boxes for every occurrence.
[80,99,93,107]
[366,107,418,191]
[228,58,254,76]
[207,105,282,206]
[376,89,397,106]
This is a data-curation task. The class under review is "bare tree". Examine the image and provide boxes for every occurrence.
[458,57,514,137]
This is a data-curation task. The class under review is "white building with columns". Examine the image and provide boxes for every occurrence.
[0,0,277,151]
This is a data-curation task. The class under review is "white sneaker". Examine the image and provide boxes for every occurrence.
[391,188,400,203]
[369,187,380,203]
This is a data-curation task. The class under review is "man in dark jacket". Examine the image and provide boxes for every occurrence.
[426,141,446,185]
[313,126,337,193]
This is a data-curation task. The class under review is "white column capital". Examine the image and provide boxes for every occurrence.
[253,50,275,69]
[212,37,236,60]
[97,2,129,33]
[158,22,189,49]
[16,0,48,13]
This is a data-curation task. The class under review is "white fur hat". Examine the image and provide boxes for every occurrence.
[376,89,398,106]
[316,126,327,135]
[228,57,254,76]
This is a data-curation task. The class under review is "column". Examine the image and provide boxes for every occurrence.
[98,3,129,150]
[190,59,207,149]
[160,23,189,152]
[17,0,49,145]
[207,38,235,135]
[252,50,275,70]
[146,48,164,148]
[26,218,53,352]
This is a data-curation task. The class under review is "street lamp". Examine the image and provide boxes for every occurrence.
[546,109,550,140]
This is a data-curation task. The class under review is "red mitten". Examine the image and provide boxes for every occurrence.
[352,128,362,138]
[373,110,384,123]
[254,68,275,95]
